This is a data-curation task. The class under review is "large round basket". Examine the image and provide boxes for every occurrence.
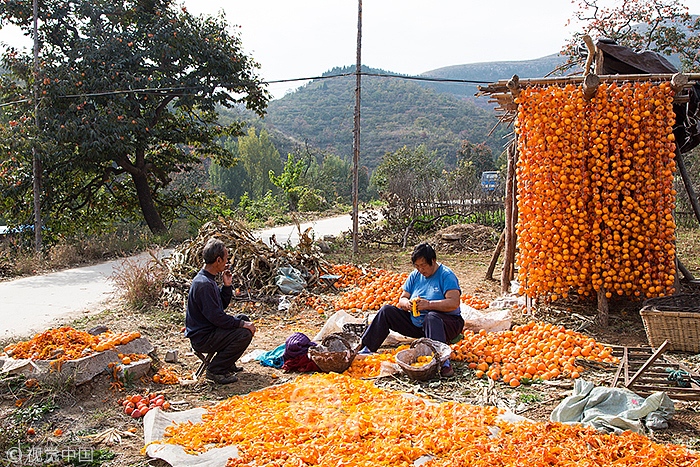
[308,333,359,373]
[395,338,451,381]
[639,293,700,353]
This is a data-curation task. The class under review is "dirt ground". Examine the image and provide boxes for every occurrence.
[1,241,699,466]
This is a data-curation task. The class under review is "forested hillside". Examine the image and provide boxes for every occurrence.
[261,66,511,170]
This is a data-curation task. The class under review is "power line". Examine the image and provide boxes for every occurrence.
[263,71,492,85]
[0,71,492,109]
[0,86,202,109]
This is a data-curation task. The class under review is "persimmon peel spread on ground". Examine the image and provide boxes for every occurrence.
[150,373,699,467]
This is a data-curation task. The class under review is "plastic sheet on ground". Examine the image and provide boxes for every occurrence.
[144,407,240,467]
[550,379,675,434]
[460,303,512,333]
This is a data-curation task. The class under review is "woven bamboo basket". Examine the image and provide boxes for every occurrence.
[639,293,700,353]
[395,338,452,381]
[308,333,359,373]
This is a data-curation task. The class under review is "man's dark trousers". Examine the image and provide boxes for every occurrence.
[191,314,253,374]
[361,305,464,352]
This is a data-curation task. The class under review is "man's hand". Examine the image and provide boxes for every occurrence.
[241,321,256,336]
[413,297,430,311]
[222,269,233,287]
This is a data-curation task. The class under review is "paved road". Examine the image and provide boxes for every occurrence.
[0,251,169,341]
[254,212,356,246]
[0,212,370,340]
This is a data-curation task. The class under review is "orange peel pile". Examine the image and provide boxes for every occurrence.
[3,327,141,364]
[149,373,699,467]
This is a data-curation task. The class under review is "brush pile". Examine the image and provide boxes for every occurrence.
[163,218,330,304]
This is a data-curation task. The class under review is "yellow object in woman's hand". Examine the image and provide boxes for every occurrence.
[412,298,420,317]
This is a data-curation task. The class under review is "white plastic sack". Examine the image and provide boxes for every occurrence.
[383,331,417,346]
[275,265,307,294]
[460,303,512,333]
[313,310,365,343]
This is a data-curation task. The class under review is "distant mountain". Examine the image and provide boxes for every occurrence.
[261,66,511,171]
[418,54,567,106]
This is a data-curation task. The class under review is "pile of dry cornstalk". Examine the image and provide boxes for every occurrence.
[163,218,330,305]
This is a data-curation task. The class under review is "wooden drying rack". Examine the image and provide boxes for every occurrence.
[610,341,700,401]
[483,37,700,325]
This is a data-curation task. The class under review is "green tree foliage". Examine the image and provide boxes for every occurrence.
[270,153,305,210]
[456,140,496,174]
[0,0,268,236]
[210,128,282,202]
[238,128,282,198]
[209,141,248,203]
[372,145,443,201]
[562,0,700,72]
[264,66,509,170]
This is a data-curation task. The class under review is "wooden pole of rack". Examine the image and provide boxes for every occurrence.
[501,140,517,294]
[486,229,505,281]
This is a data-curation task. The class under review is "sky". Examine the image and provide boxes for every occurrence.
[1,0,700,99]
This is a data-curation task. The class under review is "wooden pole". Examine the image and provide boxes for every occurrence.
[486,228,505,281]
[501,141,516,294]
[351,0,362,256]
[582,74,600,101]
[480,73,700,91]
[32,0,42,254]
[582,35,595,76]
[596,288,609,328]
[674,147,700,226]
[507,141,519,282]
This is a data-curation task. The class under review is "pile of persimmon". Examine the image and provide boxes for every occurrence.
[92,331,142,352]
[461,294,490,309]
[153,366,189,384]
[118,393,170,418]
[515,81,677,301]
[118,352,148,365]
[3,327,141,362]
[343,345,409,378]
[300,294,326,314]
[333,271,409,313]
[328,263,365,288]
[149,373,699,467]
[451,321,617,387]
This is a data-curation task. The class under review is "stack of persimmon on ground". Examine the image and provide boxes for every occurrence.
[118,393,170,419]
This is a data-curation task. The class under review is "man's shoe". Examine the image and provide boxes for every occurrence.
[358,346,374,356]
[440,362,454,378]
[206,370,239,384]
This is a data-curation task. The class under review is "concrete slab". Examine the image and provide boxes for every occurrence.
[0,337,154,385]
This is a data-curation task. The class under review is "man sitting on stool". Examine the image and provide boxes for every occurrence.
[359,243,463,377]
[185,238,256,384]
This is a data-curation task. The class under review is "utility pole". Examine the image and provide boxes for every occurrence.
[351,0,362,256]
[32,0,42,253]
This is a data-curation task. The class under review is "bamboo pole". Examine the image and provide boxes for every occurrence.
[479,72,700,91]
[507,142,519,282]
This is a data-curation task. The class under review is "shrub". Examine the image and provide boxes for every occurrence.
[111,251,168,310]
[298,189,327,212]
[47,242,80,267]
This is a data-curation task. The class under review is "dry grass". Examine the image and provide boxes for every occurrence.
[110,251,168,310]
[676,226,700,278]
